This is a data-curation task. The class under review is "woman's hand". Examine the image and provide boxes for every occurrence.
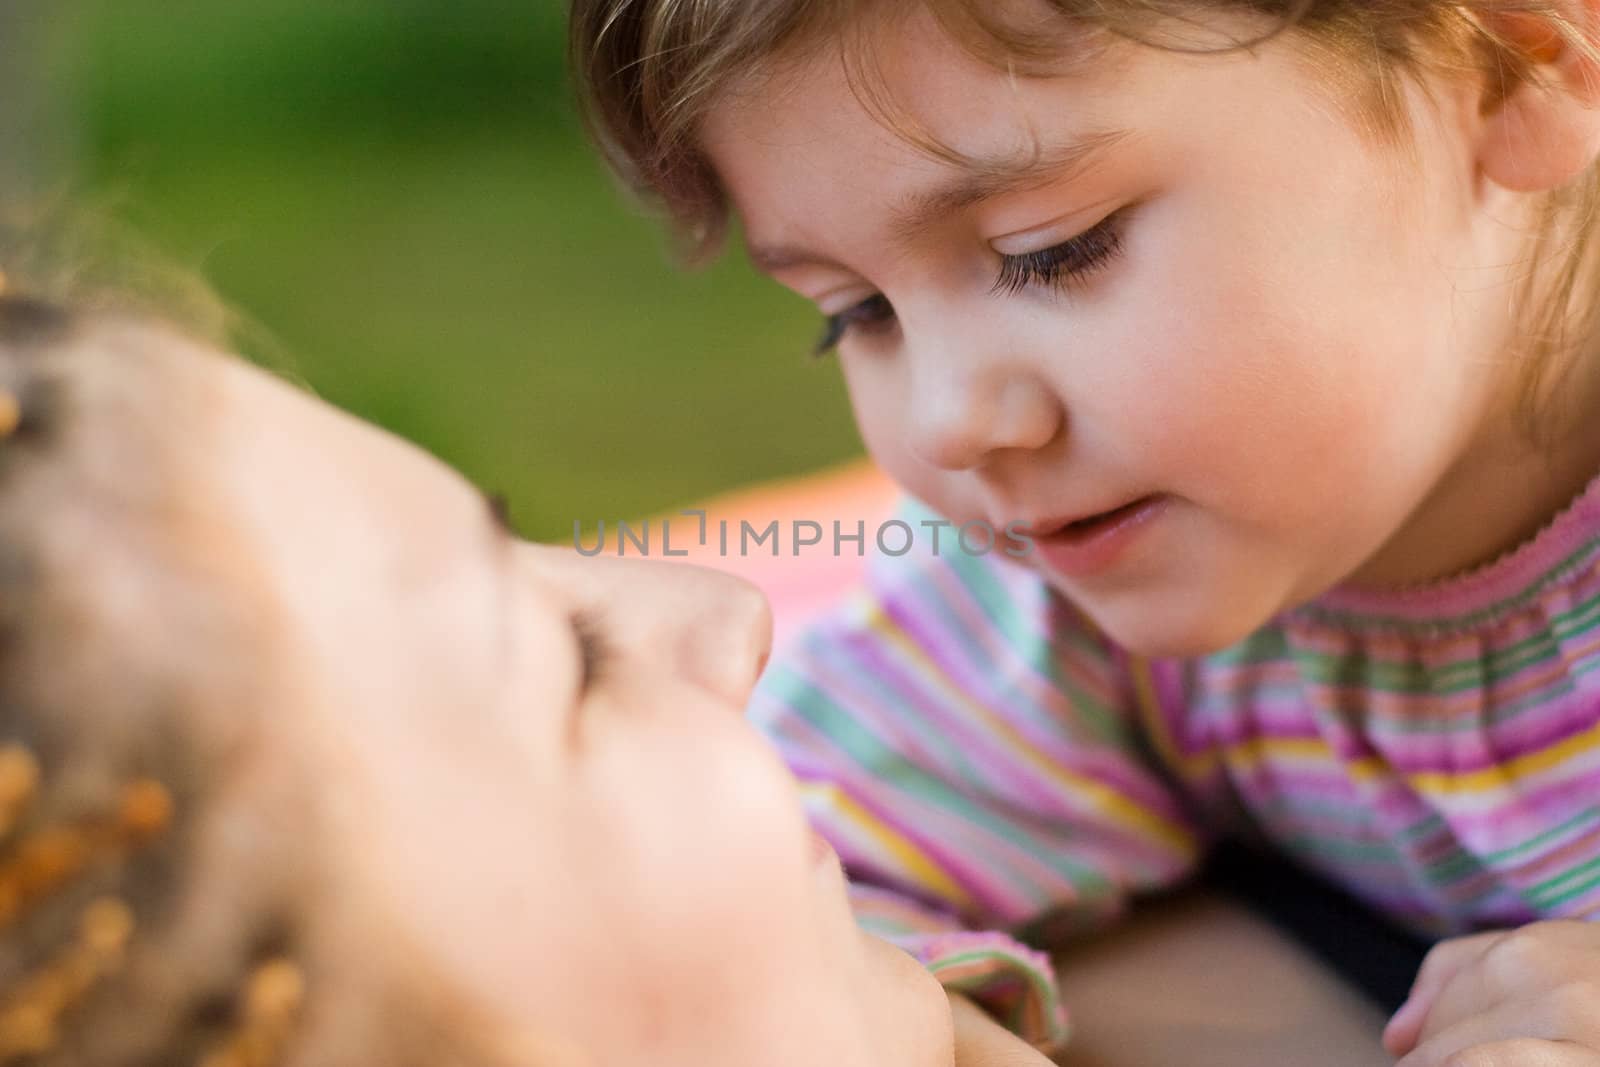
[949,993,1056,1066]
[1383,921,1600,1066]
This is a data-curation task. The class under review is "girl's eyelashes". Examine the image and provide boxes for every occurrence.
[809,212,1125,358]
[812,293,896,358]
[570,609,614,694]
[991,213,1124,297]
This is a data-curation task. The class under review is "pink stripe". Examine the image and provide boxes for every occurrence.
[1309,468,1600,623]
[922,557,1124,726]
[876,592,1186,818]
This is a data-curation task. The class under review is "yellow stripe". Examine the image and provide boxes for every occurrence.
[799,782,975,908]
[1226,735,1336,765]
[1128,656,1217,785]
[1346,754,1388,782]
[1405,718,1600,796]
[873,619,1198,860]
[1130,657,1393,784]
[1135,699,1600,794]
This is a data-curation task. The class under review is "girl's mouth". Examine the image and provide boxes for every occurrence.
[1029,495,1170,578]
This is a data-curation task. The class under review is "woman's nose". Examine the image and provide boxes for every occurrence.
[606,559,774,706]
[658,567,773,706]
[533,549,774,707]
[906,361,1063,472]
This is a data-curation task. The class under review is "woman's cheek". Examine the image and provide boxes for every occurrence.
[586,700,813,905]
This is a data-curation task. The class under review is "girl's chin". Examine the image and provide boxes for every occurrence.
[1055,583,1280,659]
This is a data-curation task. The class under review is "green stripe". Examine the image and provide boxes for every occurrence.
[1203,654,1600,739]
[1209,626,1293,668]
[782,673,1123,897]
[1426,849,1482,887]
[786,620,984,785]
[894,499,1108,712]
[1527,850,1600,906]
[1285,834,1399,863]
[1399,814,1446,844]
[941,547,1121,742]
[1290,590,1600,695]
[1252,802,1485,889]
[1481,806,1600,863]
[1369,655,1600,735]
[1198,644,1600,739]
[1535,867,1600,910]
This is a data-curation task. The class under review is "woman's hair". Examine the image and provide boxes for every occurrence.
[0,292,544,1066]
[568,0,1600,439]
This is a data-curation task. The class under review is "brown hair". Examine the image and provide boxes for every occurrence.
[569,0,1600,439]
[0,294,545,1065]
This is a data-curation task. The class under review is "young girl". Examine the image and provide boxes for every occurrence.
[570,1,1600,1063]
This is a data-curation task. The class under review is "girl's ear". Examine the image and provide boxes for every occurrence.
[1475,3,1600,193]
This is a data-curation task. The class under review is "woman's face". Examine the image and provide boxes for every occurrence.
[174,341,951,1066]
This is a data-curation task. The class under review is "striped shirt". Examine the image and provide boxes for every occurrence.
[748,477,1600,1051]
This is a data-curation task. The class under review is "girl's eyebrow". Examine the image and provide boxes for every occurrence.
[888,126,1133,243]
[747,244,838,274]
[744,126,1132,273]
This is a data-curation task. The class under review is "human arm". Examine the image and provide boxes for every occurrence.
[1053,888,1391,1066]
[895,888,1398,1067]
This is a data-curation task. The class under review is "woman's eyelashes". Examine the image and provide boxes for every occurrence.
[811,213,1126,357]
[570,609,614,694]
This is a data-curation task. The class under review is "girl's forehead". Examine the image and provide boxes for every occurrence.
[701,13,1423,278]
[714,6,1105,133]
[705,0,1389,170]
[705,18,1179,225]
[704,2,1307,194]
[712,45,1043,172]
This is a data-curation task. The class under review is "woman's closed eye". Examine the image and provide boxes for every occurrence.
[570,609,614,694]
[811,212,1127,358]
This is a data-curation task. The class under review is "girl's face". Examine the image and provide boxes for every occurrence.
[704,8,1564,656]
[177,343,951,1066]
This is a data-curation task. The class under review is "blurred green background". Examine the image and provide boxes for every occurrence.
[21,0,863,540]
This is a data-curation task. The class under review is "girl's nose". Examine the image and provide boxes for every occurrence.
[907,361,1063,472]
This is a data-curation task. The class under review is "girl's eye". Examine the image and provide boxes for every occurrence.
[807,212,1124,358]
[991,213,1125,297]
[813,294,896,358]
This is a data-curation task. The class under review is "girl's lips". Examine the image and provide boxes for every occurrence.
[1028,495,1170,578]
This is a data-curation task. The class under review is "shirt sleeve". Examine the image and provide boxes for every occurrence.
[747,499,1207,1052]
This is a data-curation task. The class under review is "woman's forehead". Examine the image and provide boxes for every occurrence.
[194,350,505,614]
